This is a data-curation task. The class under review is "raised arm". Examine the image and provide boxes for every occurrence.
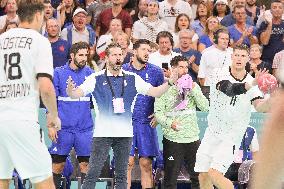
[260,22,272,45]
[146,68,178,98]
[252,97,271,112]
[146,81,172,98]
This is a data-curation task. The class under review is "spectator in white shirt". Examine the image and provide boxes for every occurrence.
[159,0,192,32]
[198,28,232,87]
[0,0,19,34]
[148,31,180,77]
[132,0,168,43]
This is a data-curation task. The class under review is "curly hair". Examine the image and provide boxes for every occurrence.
[170,55,188,67]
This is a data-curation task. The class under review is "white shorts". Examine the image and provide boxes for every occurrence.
[0,121,52,182]
[194,128,236,174]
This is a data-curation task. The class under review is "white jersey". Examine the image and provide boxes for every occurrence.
[0,28,53,122]
[207,66,263,142]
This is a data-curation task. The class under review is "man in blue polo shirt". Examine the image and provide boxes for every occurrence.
[173,29,201,82]
[48,42,94,189]
[258,0,284,72]
[123,39,164,189]
[66,43,178,189]
[46,18,70,68]
[220,0,253,27]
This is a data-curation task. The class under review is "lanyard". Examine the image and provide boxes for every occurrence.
[104,70,125,98]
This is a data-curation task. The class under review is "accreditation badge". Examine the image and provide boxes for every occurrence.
[113,98,125,113]
[233,150,243,163]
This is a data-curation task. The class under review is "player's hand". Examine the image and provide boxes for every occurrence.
[149,114,158,128]
[169,67,178,85]
[253,69,269,86]
[66,76,76,97]
[47,113,61,131]
[48,127,58,143]
[171,121,180,131]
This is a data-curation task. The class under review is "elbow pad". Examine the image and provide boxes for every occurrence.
[216,80,247,97]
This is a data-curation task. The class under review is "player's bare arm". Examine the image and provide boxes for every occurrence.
[146,68,178,97]
[252,97,271,113]
[38,76,61,131]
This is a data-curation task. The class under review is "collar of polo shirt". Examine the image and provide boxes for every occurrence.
[106,68,124,76]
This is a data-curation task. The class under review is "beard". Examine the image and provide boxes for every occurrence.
[74,59,87,69]
[113,64,122,71]
[112,59,122,71]
[137,55,148,64]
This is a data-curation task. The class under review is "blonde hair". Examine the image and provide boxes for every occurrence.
[204,16,220,34]
[113,31,130,46]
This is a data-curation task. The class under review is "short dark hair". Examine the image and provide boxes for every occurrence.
[105,43,121,56]
[18,0,45,23]
[233,44,249,54]
[213,4,230,17]
[70,42,89,55]
[133,39,151,50]
[156,31,174,47]
[170,55,188,67]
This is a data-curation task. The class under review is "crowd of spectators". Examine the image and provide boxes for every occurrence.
[1,0,283,80]
[1,0,283,188]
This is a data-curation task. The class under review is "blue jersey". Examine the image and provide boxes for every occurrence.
[53,63,94,131]
[123,63,164,124]
[51,39,70,68]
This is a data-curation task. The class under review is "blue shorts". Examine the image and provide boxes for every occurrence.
[130,122,159,157]
[49,130,93,157]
